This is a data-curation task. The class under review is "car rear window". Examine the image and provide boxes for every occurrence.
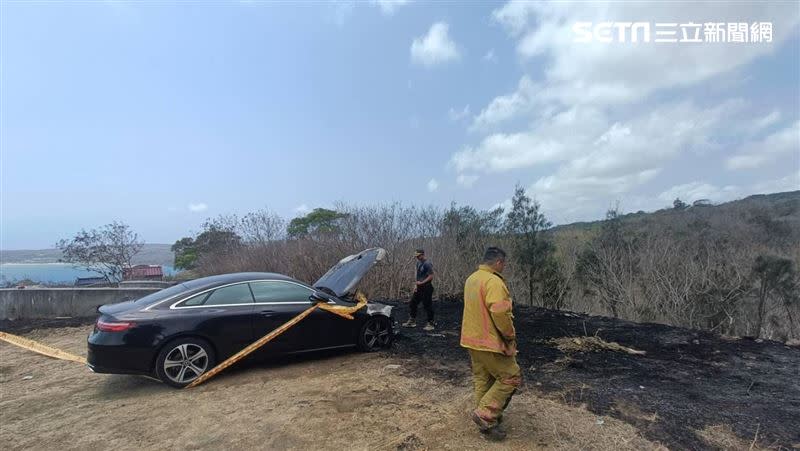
[180,292,210,307]
[133,283,192,305]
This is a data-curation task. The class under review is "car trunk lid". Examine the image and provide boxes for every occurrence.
[97,300,139,316]
[313,247,387,298]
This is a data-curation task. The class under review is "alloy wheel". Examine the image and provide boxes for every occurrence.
[363,319,391,350]
[162,343,209,384]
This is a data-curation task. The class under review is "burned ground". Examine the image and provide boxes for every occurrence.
[388,300,800,449]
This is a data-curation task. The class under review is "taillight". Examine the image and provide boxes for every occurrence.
[96,319,135,332]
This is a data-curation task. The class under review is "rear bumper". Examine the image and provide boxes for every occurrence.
[87,331,156,375]
[86,361,150,376]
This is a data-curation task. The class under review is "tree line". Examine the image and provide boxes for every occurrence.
[55,188,800,341]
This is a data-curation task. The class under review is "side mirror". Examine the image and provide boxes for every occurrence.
[309,293,328,303]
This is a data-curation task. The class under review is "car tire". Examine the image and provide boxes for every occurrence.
[155,337,216,388]
[357,316,392,352]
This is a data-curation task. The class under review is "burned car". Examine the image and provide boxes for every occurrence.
[87,248,396,387]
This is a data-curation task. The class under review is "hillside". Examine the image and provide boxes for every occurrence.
[549,190,800,235]
[0,244,175,267]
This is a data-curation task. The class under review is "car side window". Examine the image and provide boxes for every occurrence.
[203,283,255,306]
[249,281,313,304]
[180,292,210,307]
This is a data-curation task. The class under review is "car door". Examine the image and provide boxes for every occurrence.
[171,282,255,359]
[249,280,330,354]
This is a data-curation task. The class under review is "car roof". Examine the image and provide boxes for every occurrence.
[181,272,303,290]
[132,272,310,312]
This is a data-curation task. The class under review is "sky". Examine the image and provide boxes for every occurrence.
[1,0,799,249]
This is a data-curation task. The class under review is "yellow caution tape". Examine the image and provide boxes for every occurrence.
[0,331,87,365]
[317,291,369,319]
[186,292,368,388]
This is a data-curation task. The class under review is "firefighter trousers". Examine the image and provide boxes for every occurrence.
[468,348,522,425]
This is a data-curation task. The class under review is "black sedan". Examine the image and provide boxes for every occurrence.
[87,248,396,387]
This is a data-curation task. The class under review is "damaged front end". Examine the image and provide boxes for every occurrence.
[314,248,398,334]
[313,247,387,298]
[367,301,399,335]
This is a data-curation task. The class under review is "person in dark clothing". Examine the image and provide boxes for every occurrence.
[403,249,435,330]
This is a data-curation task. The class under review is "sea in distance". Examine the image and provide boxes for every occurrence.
[0,263,177,285]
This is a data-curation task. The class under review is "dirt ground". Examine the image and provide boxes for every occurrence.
[1,326,663,451]
[1,301,799,450]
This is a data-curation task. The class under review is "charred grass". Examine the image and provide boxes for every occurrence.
[388,300,800,449]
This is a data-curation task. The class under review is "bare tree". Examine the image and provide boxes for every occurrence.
[577,208,640,318]
[752,255,798,338]
[56,221,144,282]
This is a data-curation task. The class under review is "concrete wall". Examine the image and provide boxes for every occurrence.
[0,288,161,320]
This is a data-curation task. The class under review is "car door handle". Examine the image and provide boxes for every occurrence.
[259,310,277,317]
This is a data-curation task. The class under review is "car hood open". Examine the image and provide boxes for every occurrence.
[313,247,387,298]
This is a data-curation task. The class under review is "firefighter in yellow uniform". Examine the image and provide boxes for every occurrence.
[460,246,521,441]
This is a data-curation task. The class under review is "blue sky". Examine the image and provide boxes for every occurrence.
[2,1,799,249]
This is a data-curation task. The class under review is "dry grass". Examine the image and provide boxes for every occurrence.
[498,396,667,451]
[611,401,659,424]
[549,336,646,355]
[696,424,777,451]
[374,390,668,451]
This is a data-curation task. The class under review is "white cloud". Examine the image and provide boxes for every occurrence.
[455,104,609,172]
[427,178,439,192]
[483,48,497,63]
[372,0,410,15]
[748,110,782,135]
[657,181,739,204]
[516,170,799,225]
[294,204,311,215]
[454,100,744,219]
[751,170,800,194]
[491,0,539,36]
[490,2,800,106]
[490,198,513,213]
[448,105,471,122]
[533,168,660,207]
[456,174,479,188]
[188,203,208,213]
[452,128,567,173]
[727,120,800,170]
[452,1,800,223]
[471,75,538,130]
[410,22,461,67]
[563,100,741,177]
[658,171,800,207]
